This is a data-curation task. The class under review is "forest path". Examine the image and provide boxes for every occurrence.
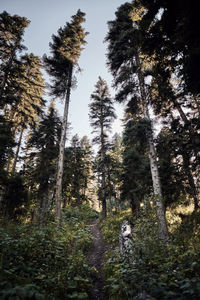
[87,219,105,300]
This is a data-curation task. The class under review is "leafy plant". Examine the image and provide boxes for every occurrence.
[0,204,97,299]
[101,205,200,300]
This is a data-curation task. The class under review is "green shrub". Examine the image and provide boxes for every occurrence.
[0,204,97,299]
[101,206,200,300]
[0,283,45,300]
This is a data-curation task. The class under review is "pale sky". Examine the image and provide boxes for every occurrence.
[1,0,127,145]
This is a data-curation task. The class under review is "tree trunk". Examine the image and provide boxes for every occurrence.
[11,125,25,174]
[55,66,73,225]
[101,161,107,218]
[130,197,139,216]
[100,120,107,218]
[40,194,48,226]
[119,220,132,256]
[113,187,118,213]
[6,111,18,173]
[135,51,169,242]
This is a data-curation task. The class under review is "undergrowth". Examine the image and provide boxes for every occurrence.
[101,202,200,300]
[0,204,98,299]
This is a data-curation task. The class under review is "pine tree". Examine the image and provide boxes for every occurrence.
[89,77,116,217]
[0,11,30,182]
[103,134,123,213]
[0,11,30,107]
[121,117,152,215]
[24,102,61,224]
[62,135,93,208]
[156,127,188,208]
[135,1,200,210]
[7,53,45,173]
[44,10,87,224]
[0,116,15,194]
[105,2,169,241]
[140,0,200,95]
[170,119,199,210]
[79,136,94,204]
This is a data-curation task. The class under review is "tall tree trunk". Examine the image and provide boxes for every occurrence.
[6,111,17,173]
[83,177,87,200]
[135,51,169,242]
[11,125,25,174]
[100,121,107,218]
[130,197,139,216]
[55,66,72,225]
[101,159,107,218]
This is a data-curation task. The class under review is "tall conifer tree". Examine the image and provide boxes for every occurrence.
[44,10,87,224]
[121,117,152,214]
[105,2,169,241]
[25,102,61,224]
[89,77,116,217]
[8,54,45,173]
[62,135,93,207]
[0,11,30,107]
[134,0,200,210]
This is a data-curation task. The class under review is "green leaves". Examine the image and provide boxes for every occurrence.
[0,283,45,300]
[0,204,96,299]
[89,77,116,217]
[0,11,30,107]
[101,208,200,299]
[67,292,88,299]
[89,77,116,136]
[44,10,87,98]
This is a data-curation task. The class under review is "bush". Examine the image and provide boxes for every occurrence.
[0,204,97,299]
[101,206,200,300]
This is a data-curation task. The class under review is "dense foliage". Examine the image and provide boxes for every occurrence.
[101,205,200,300]
[0,3,199,299]
[0,205,98,299]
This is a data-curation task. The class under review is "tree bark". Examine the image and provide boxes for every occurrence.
[100,119,107,218]
[101,157,107,218]
[135,51,169,242]
[55,66,73,225]
[130,197,140,216]
[11,125,25,174]
[119,220,132,256]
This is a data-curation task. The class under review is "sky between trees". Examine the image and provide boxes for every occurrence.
[1,0,127,144]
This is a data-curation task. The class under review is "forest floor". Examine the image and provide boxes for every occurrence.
[87,219,105,300]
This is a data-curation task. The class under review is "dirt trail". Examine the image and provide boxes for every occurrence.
[87,219,105,300]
